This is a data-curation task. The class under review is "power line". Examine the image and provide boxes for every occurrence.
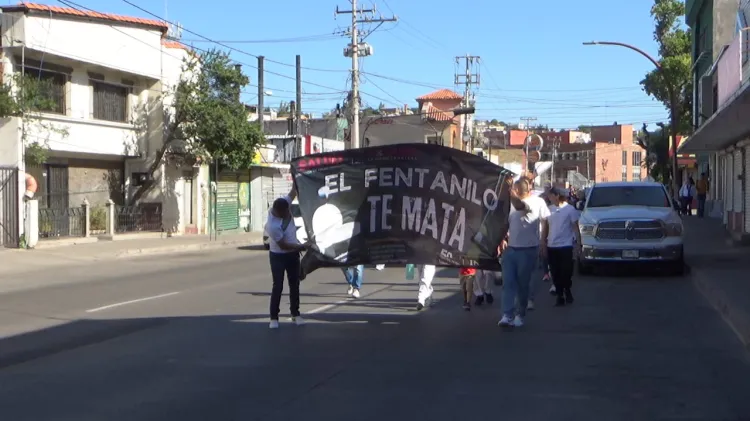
[116,0,349,74]
[335,0,397,149]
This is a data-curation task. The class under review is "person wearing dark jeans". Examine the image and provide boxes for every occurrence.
[265,188,307,329]
[696,172,709,218]
[541,187,581,306]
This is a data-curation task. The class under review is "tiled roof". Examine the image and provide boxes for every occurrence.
[420,102,454,122]
[3,3,168,30]
[416,89,463,101]
[162,40,188,50]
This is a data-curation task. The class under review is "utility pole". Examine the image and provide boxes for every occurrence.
[454,55,480,152]
[520,116,537,173]
[257,56,264,134]
[336,1,397,149]
[550,136,561,186]
[296,55,302,158]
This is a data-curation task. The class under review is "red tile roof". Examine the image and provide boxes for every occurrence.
[416,89,463,101]
[420,102,454,122]
[3,3,168,31]
[162,40,188,50]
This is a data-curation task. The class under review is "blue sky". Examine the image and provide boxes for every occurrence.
[36,0,669,130]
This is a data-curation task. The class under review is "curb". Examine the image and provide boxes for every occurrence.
[112,239,263,258]
[691,266,750,350]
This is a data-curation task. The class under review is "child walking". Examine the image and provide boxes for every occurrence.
[459,267,476,311]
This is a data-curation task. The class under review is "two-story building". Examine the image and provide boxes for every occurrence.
[680,0,750,242]
[0,3,205,246]
[362,88,464,149]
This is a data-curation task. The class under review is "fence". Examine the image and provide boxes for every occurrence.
[0,167,19,248]
[38,207,85,238]
[115,203,163,233]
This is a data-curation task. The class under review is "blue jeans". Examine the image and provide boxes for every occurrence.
[341,264,364,289]
[501,246,539,318]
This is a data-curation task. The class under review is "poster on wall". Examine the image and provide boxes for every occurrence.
[290,143,515,275]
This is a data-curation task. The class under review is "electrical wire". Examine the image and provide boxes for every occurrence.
[118,0,349,74]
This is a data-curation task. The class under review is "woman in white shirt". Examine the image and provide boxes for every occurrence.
[540,187,581,306]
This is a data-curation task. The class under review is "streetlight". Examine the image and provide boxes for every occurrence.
[583,41,679,195]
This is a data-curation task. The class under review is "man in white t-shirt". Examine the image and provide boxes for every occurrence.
[541,187,581,306]
[266,187,308,329]
[498,177,550,328]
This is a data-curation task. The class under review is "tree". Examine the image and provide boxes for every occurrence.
[129,48,263,205]
[640,0,692,179]
[0,74,70,165]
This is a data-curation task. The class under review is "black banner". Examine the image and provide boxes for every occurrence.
[290,143,515,274]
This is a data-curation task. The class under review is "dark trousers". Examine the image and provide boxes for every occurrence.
[269,251,301,320]
[697,194,706,217]
[548,246,574,295]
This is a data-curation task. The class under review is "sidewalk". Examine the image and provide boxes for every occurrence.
[684,216,750,350]
[0,231,263,275]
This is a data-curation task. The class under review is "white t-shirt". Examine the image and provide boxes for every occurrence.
[546,202,579,248]
[265,195,299,254]
[508,195,550,248]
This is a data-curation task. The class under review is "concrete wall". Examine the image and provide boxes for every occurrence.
[1,12,167,80]
[0,118,22,167]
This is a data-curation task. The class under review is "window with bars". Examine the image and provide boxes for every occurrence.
[622,151,628,181]
[632,151,642,181]
[23,68,67,114]
[93,81,130,123]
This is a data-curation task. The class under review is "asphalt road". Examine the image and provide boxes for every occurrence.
[1,248,749,421]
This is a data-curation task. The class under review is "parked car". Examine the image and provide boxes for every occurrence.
[262,200,307,250]
[575,181,684,275]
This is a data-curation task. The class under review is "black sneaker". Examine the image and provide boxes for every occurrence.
[416,302,424,311]
[485,293,494,304]
[565,289,574,304]
[475,295,485,306]
[555,296,566,307]
[463,303,471,311]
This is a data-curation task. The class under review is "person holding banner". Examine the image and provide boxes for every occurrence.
[266,187,308,329]
[499,177,550,328]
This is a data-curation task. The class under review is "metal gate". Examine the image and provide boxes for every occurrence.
[0,167,19,248]
[260,167,294,211]
[39,165,71,237]
[216,173,239,232]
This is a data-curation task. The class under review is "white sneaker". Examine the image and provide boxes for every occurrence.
[527,300,535,311]
[292,316,306,326]
[375,264,385,270]
[498,315,513,327]
[352,289,361,299]
[549,284,556,295]
[269,320,279,329]
[512,315,524,327]
[347,286,354,295]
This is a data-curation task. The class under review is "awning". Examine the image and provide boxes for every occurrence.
[679,81,750,153]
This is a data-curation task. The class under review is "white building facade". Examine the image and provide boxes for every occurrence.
[0,3,207,246]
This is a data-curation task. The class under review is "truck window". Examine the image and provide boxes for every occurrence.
[587,185,670,208]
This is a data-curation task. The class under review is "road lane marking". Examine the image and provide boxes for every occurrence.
[305,284,393,315]
[85,292,180,313]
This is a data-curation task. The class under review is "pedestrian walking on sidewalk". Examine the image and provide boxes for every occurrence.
[541,187,581,306]
[342,265,365,298]
[416,264,436,311]
[696,172,709,218]
[266,187,308,329]
[498,177,550,328]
